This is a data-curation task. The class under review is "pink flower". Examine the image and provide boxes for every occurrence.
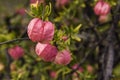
[27,18,54,43]
[87,65,93,73]
[98,15,109,23]
[50,71,57,78]
[72,64,83,73]
[94,1,110,15]
[30,0,37,3]
[54,50,71,65]
[72,64,83,77]
[56,0,69,8]
[35,43,58,62]
[8,46,24,60]
[16,8,25,16]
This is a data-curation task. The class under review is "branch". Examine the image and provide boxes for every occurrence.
[5,48,12,80]
[0,37,30,45]
[102,1,120,80]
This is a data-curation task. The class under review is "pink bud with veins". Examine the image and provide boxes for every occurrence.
[35,43,58,62]
[8,46,24,60]
[54,50,71,65]
[27,18,54,43]
[56,0,69,8]
[94,1,110,15]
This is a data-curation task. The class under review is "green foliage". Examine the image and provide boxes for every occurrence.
[27,2,51,20]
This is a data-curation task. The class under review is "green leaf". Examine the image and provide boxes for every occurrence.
[41,75,46,80]
[71,35,81,42]
[73,24,82,32]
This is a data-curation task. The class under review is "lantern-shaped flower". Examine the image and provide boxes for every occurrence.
[27,18,54,43]
[8,46,24,60]
[54,50,71,65]
[94,1,110,15]
[35,43,58,62]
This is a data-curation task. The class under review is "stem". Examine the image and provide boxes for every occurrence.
[0,37,30,45]
[103,24,115,80]
[5,48,12,80]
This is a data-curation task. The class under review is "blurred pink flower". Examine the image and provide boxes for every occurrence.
[16,8,26,16]
[94,1,110,15]
[54,50,71,65]
[87,65,93,73]
[27,18,54,43]
[50,71,57,78]
[98,15,109,23]
[8,46,24,60]
[72,64,83,73]
[56,0,69,8]
[35,43,58,62]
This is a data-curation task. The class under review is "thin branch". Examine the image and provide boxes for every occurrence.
[0,37,30,45]
[80,20,112,32]
[5,48,12,80]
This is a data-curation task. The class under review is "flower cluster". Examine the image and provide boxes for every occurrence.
[27,18,71,65]
[94,0,111,23]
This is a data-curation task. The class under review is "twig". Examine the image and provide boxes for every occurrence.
[0,37,30,45]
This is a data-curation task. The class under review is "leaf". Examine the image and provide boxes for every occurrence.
[41,75,46,80]
[71,35,81,42]
[73,24,82,32]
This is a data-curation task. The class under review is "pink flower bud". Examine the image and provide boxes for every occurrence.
[16,8,25,16]
[87,65,93,73]
[98,15,109,23]
[50,71,57,78]
[35,43,58,62]
[54,50,71,65]
[8,46,24,60]
[56,0,69,8]
[72,64,83,73]
[72,64,83,77]
[94,1,110,15]
[27,18,54,43]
